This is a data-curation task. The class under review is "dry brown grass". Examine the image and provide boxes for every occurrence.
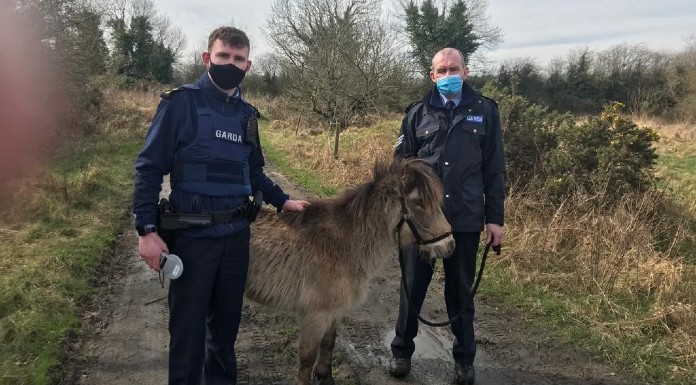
[634,115,696,141]
[102,88,160,135]
[261,115,398,191]
[501,187,696,379]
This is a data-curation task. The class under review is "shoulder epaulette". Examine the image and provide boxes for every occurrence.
[404,100,421,114]
[160,87,184,99]
[482,95,499,109]
[160,84,200,99]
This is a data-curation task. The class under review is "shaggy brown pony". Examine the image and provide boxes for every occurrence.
[246,158,455,385]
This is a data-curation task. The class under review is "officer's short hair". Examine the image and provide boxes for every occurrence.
[208,27,250,51]
[431,48,466,69]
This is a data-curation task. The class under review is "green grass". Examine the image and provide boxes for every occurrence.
[0,102,147,385]
[655,137,696,263]
[655,137,696,207]
[479,262,684,383]
[657,153,696,208]
[259,123,338,197]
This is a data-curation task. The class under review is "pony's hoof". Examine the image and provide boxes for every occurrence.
[312,372,336,385]
[315,378,335,385]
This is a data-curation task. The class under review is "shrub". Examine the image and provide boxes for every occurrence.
[482,81,572,189]
[483,82,660,205]
[548,102,659,201]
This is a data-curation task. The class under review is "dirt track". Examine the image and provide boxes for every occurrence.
[66,168,629,385]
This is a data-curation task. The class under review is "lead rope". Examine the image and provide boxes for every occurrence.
[396,228,499,327]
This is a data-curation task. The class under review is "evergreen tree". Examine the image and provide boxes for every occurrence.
[107,13,176,83]
[108,17,133,76]
[72,10,108,77]
[403,0,500,76]
[129,15,155,79]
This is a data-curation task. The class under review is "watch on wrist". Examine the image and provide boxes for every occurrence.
[136,224,157,236]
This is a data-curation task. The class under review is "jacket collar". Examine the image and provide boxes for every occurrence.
[196,73,242,103]
[426,81,476,109]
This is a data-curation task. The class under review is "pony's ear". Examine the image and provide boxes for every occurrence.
[391,156,408,182]
[398,159,416,194]
[375,157,406,196]
[392,156,414,174]
[373,158,391,182]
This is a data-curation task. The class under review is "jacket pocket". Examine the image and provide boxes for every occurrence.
[415,124,440,141]
[415,123,441,158]
[460,121,487,137]
[459,122,486,165]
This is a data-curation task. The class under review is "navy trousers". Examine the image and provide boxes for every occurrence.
[167,227,250,385]
[391,232,481,366]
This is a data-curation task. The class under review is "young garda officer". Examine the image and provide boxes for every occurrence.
[389,48,505,385]
[133,27,309,385]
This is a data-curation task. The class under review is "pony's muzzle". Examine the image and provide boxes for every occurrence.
[419,234,455,260]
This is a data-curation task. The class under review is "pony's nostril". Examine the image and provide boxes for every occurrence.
[446,239,455,253]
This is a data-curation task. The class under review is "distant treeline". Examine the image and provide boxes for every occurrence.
[232,0,695,125]
[12,0,696,142]
[469,43,696,120]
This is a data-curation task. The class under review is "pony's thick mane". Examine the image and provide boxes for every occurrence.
[281,158,443,228]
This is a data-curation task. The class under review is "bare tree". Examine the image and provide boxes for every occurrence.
[668,38,696,120]
[150,9,186,57]
[254,53,281,78]
[174,39,207,84]
[266,0,410,157]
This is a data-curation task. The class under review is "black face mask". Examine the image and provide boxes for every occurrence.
[208,61,246,90]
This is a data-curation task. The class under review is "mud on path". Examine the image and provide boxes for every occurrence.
[66,166,629,385]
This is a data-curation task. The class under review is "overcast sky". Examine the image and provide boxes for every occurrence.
[151,0,696,71]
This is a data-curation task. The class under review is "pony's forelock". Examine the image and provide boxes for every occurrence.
[402,159,444,211]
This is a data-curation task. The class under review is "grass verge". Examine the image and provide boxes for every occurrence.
[0,89,156,385]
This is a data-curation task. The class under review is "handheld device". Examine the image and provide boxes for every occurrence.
[159,252,184,280]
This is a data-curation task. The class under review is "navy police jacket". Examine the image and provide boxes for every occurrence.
[133,74,289,237]
[394,82,505,232]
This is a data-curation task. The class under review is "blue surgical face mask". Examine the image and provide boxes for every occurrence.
[436,75,463,96]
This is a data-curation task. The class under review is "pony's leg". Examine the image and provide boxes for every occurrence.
[313,319,338,385]
[295,312,331,385]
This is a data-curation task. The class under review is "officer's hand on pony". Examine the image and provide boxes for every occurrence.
[282,199,310,212]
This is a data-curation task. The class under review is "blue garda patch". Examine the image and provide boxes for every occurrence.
[466,115,484,123]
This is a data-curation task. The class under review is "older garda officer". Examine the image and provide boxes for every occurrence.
[133,26,309,385]
[389,47,505,385]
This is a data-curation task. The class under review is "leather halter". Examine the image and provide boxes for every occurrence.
[395,197,452,245]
